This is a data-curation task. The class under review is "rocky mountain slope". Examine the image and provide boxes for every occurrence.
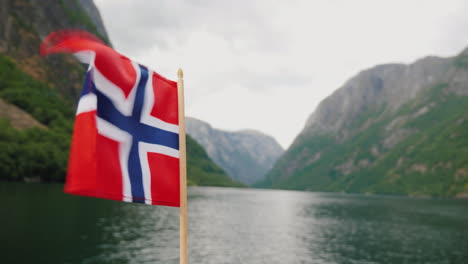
[186,117,284,185]
[0,0,110,101]
[0,0,241,187]
[260,49,468,197]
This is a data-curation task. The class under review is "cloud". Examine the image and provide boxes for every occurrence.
[95,0,286,55]
[94,0,468,148]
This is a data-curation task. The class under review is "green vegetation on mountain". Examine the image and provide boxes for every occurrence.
[260,53,468,197]
[0,55,73,182]
[0,55,74,126]
[58,0,109,43]
[0,54,241,187]
[187,136,245,187]
[186,117,284,185]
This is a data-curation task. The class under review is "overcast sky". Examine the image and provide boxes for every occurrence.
[94,0,468,148]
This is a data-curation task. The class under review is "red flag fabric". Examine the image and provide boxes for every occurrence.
[41,30,180,206]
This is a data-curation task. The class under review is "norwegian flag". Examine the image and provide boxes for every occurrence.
[41,31,180,206]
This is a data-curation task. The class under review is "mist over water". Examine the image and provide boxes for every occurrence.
[2,183,468,264]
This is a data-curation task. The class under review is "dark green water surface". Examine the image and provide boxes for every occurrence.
[1,183,468,264]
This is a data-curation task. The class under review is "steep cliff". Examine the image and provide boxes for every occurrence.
[0,0,110,102]
[187,117,284,185]
[261,49,468,197]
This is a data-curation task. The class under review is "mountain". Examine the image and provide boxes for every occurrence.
[260,49,468,197]
[186,117,284,185]
[0,0,241,187]
[186,136,244,187]
[0,0,111,101]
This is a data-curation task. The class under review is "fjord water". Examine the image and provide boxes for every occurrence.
[2,183,468,264]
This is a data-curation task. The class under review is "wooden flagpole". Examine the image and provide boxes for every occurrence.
[177,68,188,264]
